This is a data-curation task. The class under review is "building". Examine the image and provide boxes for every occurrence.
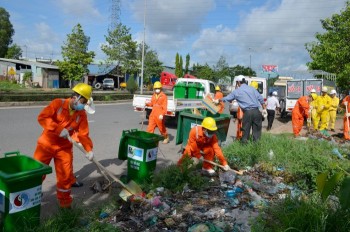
[0,58,60,88]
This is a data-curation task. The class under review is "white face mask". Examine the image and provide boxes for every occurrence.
[155,89,161,94]
[204,131,214,138]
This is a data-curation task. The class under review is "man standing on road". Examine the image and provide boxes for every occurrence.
[328,89,339,132]
[213,75,267,143]
[177,117,230,176]
[266,91,280,131]
[146,81,169,144]
[33,83,94,209]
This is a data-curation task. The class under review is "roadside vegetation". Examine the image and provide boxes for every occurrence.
[29,133,350,231]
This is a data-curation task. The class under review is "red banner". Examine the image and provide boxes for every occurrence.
[262,65,278,72]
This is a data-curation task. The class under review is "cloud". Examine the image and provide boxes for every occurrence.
[56,0,102,20]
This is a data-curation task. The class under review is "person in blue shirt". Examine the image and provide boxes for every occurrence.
[213,75,267,143]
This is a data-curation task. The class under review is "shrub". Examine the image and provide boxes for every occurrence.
[126,77,138,94]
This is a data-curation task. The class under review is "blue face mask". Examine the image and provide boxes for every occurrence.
[74,96,85,111]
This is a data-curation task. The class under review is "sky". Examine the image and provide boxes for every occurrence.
[1,0,348,76]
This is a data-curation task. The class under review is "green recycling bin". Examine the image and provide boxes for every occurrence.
[175,109,231,148]
[118,129,164,183]
[174,82,187,99]
[0,151,52,232]
[196,83,205,99]
[187,83,197,99]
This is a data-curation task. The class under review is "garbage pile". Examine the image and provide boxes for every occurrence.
[93,165,302,232]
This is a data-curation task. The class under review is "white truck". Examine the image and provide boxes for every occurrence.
[284,78,336,115]
[132,78,217,119]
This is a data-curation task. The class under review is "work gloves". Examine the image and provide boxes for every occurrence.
[223,165,230,171]
[346,113,350,117]
[262,109,268,119]
[159,115,163,120]
[212,99,219,104]
[86,151,94,161]
[193,156,203,165]
[59,128,69,138]
[344,101,348,106]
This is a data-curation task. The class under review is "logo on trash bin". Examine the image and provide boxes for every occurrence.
[127,145,144,162]
[13,193,29,208]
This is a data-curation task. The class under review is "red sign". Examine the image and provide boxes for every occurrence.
[262,65,278,72]
[288,83,302,93]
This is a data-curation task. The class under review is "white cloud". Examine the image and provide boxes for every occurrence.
[57,0,102,19]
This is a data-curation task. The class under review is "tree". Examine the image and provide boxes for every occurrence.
[175,53,181,77]
[5,44,22,59]
[0,8,14,58]
[185,54,190,74]
[306,2,350,90]
[101,23,139,77]
[57,24,95,84]
[137,43,163,84]
[179,56,183,77]
[213,56,230,83]
[192,63,215,81]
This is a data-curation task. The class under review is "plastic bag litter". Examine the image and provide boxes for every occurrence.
[188,222,224,232]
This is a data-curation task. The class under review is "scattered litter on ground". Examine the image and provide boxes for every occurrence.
[89,165,303,231]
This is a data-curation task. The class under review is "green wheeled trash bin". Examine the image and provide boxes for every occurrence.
[0,151,52,232]
[175,109,231,148]
[187,83,197,99]
[118,129,164,184]
[174,82,187,99]
[196,83,205,99]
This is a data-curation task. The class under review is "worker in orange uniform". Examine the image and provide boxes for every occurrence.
[235,81,259,140]
[292,93,316,137]
[341,93,350,140]
[146,81,169,144]
[214,86,225,113]
[328,89,339,132]
[33,83,94,209]
[178,117,230,176]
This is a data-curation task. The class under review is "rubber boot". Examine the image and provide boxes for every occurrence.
[162,134,169,144]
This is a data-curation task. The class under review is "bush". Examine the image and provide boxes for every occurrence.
[126,77,138,94]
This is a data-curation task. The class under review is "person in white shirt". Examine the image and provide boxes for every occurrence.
[266,91,280,131]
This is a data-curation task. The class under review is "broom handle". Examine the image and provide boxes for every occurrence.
[203,159,243,175]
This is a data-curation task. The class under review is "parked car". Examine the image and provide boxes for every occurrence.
[102,78,114,90]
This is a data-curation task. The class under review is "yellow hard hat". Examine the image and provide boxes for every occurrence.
[215,86,221,91]
[201,117,217,131]
[153,81,162,89]
[72,83,92,100]
[250,81,258,90]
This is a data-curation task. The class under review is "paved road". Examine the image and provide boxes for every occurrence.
[0,101,240,219]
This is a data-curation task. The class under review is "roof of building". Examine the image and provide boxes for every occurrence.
[88,64,116,75]
[0,58,59,69]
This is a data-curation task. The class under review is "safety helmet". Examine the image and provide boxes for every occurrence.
[236,75,245,82]
[250,81,258,90]
[215,86,221,91]
[272,91,278,96]
[153,81,162,89]
[330,89,337,95]
[311,93,318,100]
[201,117,217,131]
[322,86,328,92]
[72,83,92,100]
[310,89,316,93]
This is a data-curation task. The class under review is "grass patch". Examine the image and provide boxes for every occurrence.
[223,133,350,191]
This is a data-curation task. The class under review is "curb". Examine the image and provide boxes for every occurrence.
[0,100,132,108]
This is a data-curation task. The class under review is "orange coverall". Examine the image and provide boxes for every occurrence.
[236,107,244,139]
[214,91,225,113]
[33,98,93,208]
[146,91,168,138]
[292,96,310,136]
[178,126,228,170]
[342,96,350,140]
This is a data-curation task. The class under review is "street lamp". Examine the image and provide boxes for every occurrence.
[140,0,146,94]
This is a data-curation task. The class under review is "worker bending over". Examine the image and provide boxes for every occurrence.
[33,83,94,209]
[146,81,169,144]
[178,117,230,176]
[292,93,316,137]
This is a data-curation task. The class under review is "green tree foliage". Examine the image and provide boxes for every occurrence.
[57,24,95,83]
[192,63,215,81]
[185,53,190,74]
[137,43,163,84]
[179,55,183,77]
[306,2,350,90]
[126,76,138,94]
[229,65,256,77]
[213,55,230,83]
[101,23,139,76]
[0,7,14,58]
[5,44,22,59]
[175,53,181,77]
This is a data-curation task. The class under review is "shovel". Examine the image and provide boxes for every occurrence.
[203,159,245,175]
[68,137,143,201]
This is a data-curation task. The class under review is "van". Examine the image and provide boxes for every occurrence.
[229,76,267,114]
